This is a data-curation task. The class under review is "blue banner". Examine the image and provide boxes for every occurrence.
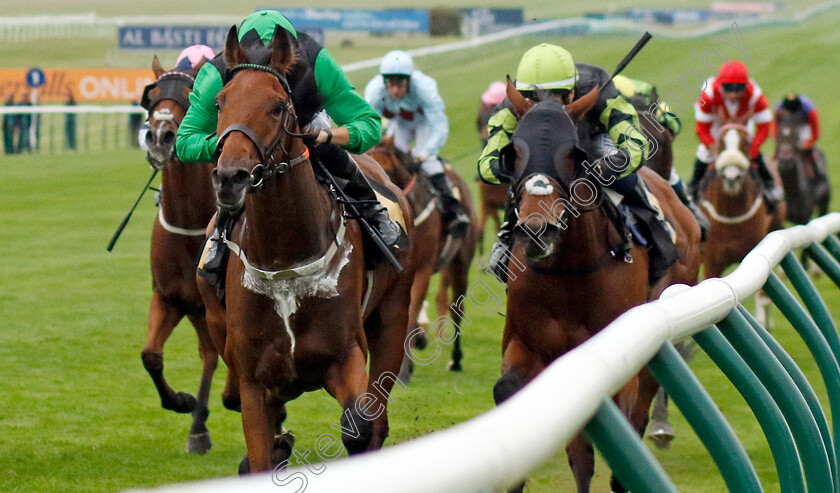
[264,8,429,33]
[118,26,324,50]
[459,8,523,35]
[118,26,229,50]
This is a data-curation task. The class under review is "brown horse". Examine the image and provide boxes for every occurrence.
[493,82,700,493]
[637,108,674,182]
[699,124,785,325]
[138,56,219,454]
[700,124,786,279]
[367,138,478,372]
[197,26,415,473]
[774,109,830,225]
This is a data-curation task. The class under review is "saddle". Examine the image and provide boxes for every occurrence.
[602,180,679,287]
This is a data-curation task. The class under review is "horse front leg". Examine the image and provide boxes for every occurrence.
[239,377,273,473]
[141,292,196,414]
[365,287,411,450]
[325,343,374,454]
[185,315,218,454]
[494,337,543,492]
[567,434,595,493]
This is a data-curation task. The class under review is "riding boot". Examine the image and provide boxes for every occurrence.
[687,158,708,201]
[671,177,709,241]
[427,172,470,238]
[486,204,517,283]
[316,143,406,251]
[621,179,679,286]
[198,208,234,299]
[752,154,783,214]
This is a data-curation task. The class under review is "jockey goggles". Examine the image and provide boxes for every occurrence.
[721,83,746,93]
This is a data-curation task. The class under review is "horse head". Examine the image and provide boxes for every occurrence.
[213,25,306,212]
[714,124,752,195]
[140,56,204,167]
[505,78,599,264]
[774,109,806,176]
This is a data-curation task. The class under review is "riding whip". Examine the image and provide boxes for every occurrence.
[313,161,405,273]
[609,32,653,81]
[106,168,159,251]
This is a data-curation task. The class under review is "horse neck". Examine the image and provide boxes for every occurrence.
[639,111,673,180]
[159,160,217,228]
[559,208,613,263]
[709,172,762,215]
[241,156,335,269]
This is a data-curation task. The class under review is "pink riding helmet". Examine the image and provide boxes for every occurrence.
[481,81,507,106]
[175,45,216,70]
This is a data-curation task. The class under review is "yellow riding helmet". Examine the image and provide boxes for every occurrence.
[515,44,578,91]
[612,75,636,98]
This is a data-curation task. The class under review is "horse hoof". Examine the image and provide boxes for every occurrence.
[186,431,212,455]
[413,332,428,350]
[447,360,463,372]
[164,392,197,414]
[238,455,250,476]
[648,423,675,450]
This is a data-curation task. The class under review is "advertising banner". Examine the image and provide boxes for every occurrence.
[264,8,429,33]
[0,68,155,103]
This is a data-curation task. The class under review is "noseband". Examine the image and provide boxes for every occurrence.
[216,63,310,191]
[142,71,200,169]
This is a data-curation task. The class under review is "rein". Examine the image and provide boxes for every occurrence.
[215,62,348,279]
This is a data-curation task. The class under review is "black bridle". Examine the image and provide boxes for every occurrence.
[216,63,310,192]
[140,71,196,169]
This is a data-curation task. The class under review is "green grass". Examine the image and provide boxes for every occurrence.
[2,5,840,493]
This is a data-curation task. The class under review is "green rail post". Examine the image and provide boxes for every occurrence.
[738,304,839,492]
[584,397,678,493]
[764,271,840,492]
[648,341,763,492]
[693,325,804,493]
[806,242,840,289]
[781,252,840,362]
[823,235,840,262]
[718,308,834,493]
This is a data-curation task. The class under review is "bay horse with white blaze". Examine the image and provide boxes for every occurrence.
[699,124,785,324]
[198,26,415,473]
[494,81,700,493]
[368,137,478,372]
[138,55,219,454]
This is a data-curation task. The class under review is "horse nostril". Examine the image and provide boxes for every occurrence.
[145,131,156,147]
[233,169,251,186]
[160,130,175,147]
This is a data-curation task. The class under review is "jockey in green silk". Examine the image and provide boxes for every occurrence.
[176,10,403,282]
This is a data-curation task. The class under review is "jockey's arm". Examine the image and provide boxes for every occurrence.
[413,74,449,160]
[750,121,770,159]
[804,108,820,149]
[598,89,649,179]
[176,62,223,163]
[314,49,382,154]
[694,92,716,150]
[477,105,517,184]
[748,95,773,159]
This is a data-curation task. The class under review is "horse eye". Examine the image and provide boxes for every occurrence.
[271,102,285,116]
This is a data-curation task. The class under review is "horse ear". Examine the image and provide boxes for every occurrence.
[224,25,247,66]
[507,75,533,119]
[270,26,298,74]
[152,56,164,79]
[566,87,598,122]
